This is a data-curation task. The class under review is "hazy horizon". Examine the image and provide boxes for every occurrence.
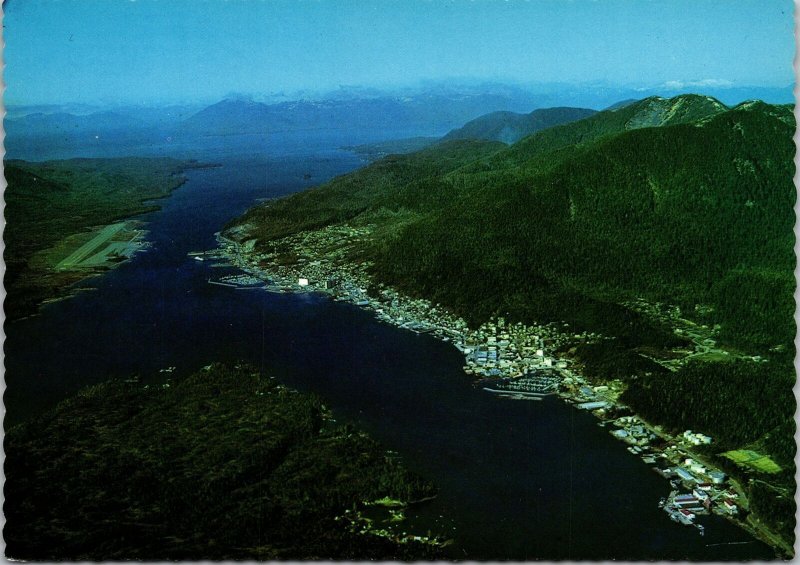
[4,0,795,107]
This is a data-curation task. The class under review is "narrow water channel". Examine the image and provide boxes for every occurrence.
[4,134,776,560]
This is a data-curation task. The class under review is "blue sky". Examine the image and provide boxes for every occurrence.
[4,0,796,105]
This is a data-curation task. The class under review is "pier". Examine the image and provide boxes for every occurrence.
[483,388,544,400]
[207,274,265,289]
[481,373,561,397]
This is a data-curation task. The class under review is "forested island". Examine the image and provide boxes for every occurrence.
[4,363,442,560]
[4,158,207,321]
[223,94,796,552]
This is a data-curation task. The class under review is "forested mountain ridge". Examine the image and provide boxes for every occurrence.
[230,95,794,352]
[374,99,796,349]
[231,95,793,354]
[227,94,796,548]
[469,94,730,175]
[232,138,506,242]
[439,106,597,144]
[4,363,441,560]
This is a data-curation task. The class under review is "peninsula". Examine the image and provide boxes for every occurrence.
[4,363,444,560]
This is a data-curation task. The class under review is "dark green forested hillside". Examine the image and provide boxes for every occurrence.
[440,106,597,144]
[4,363,440,560]
[232,95,794,354]
[233,138,505,241]
[375,100,795,351]
[469,94,728,175]
[226,95,796,547]
[4,158,201,320]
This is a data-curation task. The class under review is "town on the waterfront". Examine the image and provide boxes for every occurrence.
[204,220,781,551]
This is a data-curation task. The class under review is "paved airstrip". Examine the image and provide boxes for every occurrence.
[56,222,143,270]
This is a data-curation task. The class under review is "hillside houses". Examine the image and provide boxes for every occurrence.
[218,225,748,539]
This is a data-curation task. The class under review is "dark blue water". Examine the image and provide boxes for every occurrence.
[4,133,776,560]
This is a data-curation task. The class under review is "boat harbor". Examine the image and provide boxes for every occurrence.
[210,228,771,549]
[480,372,561,400]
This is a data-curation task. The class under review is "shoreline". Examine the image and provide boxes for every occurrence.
[8,222,154,325]
[6,160,218,324]
[214,228,790,558]
[4,362,445,560]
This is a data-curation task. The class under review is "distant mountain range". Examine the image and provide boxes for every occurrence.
[6,111,148,135]
[440,106,597,144]
[5,104,202,135]
[4,90,542,150]
[7,82,792,150]
[3,105,202,157]
[177,92,545,136]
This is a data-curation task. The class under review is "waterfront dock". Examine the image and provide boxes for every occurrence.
[212,226,771,551]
